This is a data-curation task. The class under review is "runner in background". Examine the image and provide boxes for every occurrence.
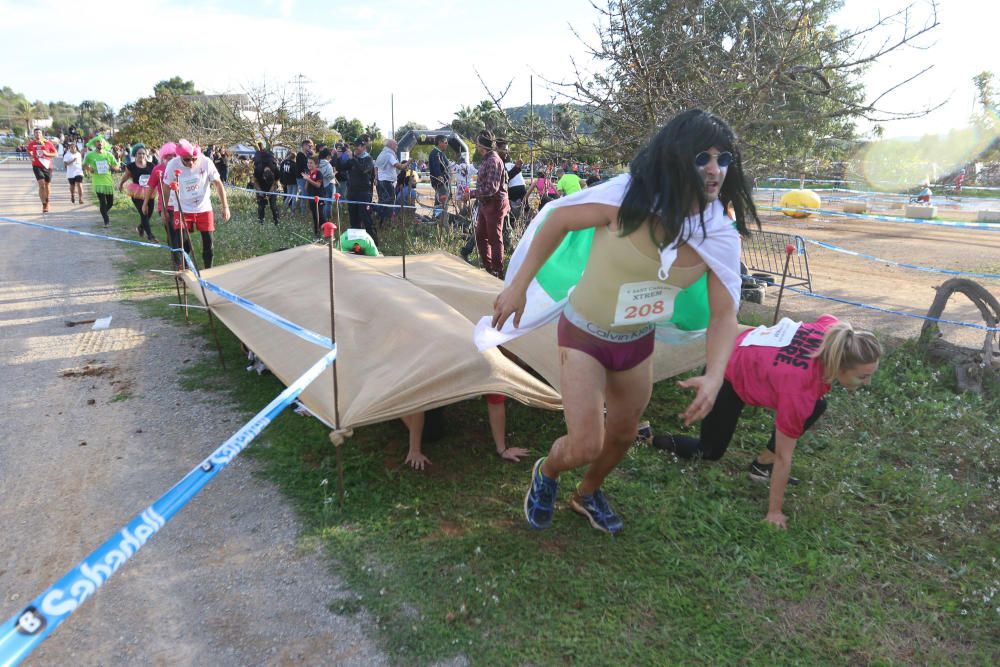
[27,128,58,213]
[63,142,84,205]
[82,138,120,227]
[652,316,881,529]
[142,143,178,262]
[163,140,230,269]
[119,144,158,242]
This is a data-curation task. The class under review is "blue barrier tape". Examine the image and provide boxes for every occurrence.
[197,279,333,348]
[0,347,337,667]
[226,183,415,210]
[800,238,1000,280]
[1,216,331,349]
[764,176,1000,192]
[782,286,1000,332]
[758,205,1000,231]
[757,186,1000,204]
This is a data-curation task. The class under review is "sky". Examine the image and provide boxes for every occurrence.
[0,0,993,140]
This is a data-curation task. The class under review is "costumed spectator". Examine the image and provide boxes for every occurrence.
[118,144,157,242]
[27,128,58,213]
[374,139,409,225]
[428,134,451,225]
[346,136,377,244]
[163,139,230,269]
[82,138,120,227]
[490,109,756,535]
[652,316,881,529]
[63,141,84,205]
[143,143,178,259]
[471,130,509,278]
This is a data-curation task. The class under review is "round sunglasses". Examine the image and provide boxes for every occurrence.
[694,151,733,168]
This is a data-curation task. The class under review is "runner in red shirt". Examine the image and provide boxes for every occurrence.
[142,142,178,245]
[27,128,58,213]
[653,315,881,529]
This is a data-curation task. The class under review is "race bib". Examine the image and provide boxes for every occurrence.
[180,176,201,196]
[613,281,679,326]
[95,160,109,175]
[35,148,45,159]
[739,317,802,348]
[138,175,150,187]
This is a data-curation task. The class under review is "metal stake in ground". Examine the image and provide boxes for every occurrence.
[321,221,346,507]
[773,243,796,325]
[158,181,186,321]
[333,192,342,246]
[170,180,227,370]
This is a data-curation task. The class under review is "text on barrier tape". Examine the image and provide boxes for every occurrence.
[0,347,337,667]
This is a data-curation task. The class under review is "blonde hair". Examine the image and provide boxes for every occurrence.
[813,322,882,383]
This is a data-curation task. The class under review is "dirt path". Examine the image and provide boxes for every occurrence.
[750,206,1000,348]
[0,163,389,666]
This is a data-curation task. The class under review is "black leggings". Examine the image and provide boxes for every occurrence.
[168,226,214,269]
[257,193,279,225]
[97,192,114,224]
[669,380,827,460]
[130,197,155,239]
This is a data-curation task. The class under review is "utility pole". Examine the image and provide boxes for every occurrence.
[529,76,534,179]
[391,94,395,141]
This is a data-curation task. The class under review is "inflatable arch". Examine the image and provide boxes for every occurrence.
[397,129,471,162]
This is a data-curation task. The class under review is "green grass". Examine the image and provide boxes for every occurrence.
[105,191,1000,666]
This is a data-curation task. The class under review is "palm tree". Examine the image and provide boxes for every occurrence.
[554,104,579,139]
[13,97,39,134]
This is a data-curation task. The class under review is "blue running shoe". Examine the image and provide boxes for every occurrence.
[524,457,558,529]
[570,488,624,535]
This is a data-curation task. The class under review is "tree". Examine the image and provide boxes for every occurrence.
[154,77,202,97]
[394,121,428,141]
[116,93,195,147]
[11,97,39,133]
[483,0,940,170]
[971,71,1000,162]
[331,117,365,143]
[553,104,579,139]
[451,104,484,139]
[364,122,382,140]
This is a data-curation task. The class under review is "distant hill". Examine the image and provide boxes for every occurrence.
[503,103,598,137]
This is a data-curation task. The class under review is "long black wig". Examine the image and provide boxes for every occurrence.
[617,109,759,248]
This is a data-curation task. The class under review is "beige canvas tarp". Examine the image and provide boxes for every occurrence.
[185,246,708,429]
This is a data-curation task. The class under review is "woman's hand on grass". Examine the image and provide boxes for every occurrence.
[764,511,787,529]
[405,450,431,470]
[498,446,529,462]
